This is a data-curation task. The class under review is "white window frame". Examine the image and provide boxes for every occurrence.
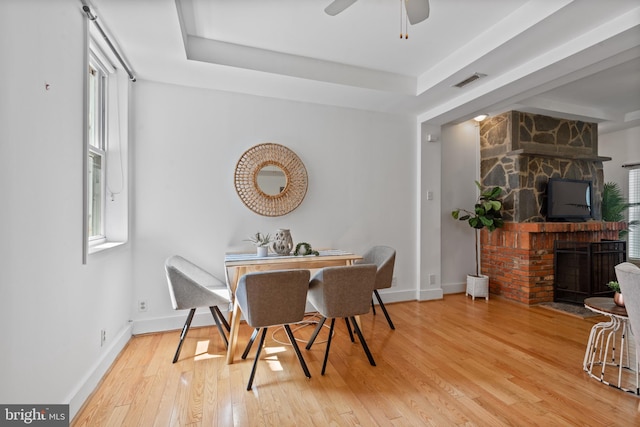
[628,167,640,260]
[88,52,108,244]
[83,37,129,259]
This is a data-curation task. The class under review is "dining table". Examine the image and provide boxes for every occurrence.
[223,249,363,364]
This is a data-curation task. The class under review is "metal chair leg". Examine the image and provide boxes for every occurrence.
[345,317,355,342]
[173,308,196,363]
[350,316,376,366]
[284,325,311,379]
[305,317,326,350]
[213,305,231,331]
[242,328,260,359]
[209,306,229,348]
[321,318,336,375]
[247,328,268,390]
[374,290,395,330]
[371,299,377,315]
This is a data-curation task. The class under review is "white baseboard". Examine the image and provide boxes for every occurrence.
[67,322,132,422]
[442,282,465,294]
[132,289,445,335]
[132,309,230,335]
[418,288,444,300]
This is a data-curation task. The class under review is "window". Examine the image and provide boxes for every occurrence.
[88,57,107,241]
[629,168,640,259]
[84,41,129,258]
[83,9,131,262]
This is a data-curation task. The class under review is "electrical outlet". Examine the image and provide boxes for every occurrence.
[392,276,398,287]
[100,329,106,347]
[429,274,436,285]
[138,300,147,312]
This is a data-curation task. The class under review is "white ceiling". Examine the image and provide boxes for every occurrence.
[91,0,640,133]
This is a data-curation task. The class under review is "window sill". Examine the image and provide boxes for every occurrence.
[88,240,126,255]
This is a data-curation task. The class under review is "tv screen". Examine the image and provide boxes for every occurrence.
[547,178,592,220]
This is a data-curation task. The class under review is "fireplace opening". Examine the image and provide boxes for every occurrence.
[553,240,626,304]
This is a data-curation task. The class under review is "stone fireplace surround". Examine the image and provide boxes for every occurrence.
[479,111,621,305]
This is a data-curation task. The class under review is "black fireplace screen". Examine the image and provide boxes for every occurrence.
[554,240,627,304]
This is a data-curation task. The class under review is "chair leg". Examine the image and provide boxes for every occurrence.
[242,328,260,360]
[247,328,268,390]
[173,308,196,363]
[321,318,336,375]
[374,290,395,330]
[284,325,311,379]
[213,305,231,331]
[371,299,377,315]
[350,316,376,367]
[209,307,229,349]
[305,317,326,350]
[344,317,355,342]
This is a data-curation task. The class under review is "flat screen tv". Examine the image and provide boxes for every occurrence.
[546,178,593,221]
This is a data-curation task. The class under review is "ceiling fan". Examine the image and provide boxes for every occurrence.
[325,0,430,25]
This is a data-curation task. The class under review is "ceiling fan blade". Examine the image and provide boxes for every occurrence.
[324,0,358,16]
[405,0,430,25]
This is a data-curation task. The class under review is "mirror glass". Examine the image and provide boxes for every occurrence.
[256,165,287,196]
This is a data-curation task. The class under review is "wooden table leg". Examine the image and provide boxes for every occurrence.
[226,299,242,364]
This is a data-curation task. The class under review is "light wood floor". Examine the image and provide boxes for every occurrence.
[72,294,640,426]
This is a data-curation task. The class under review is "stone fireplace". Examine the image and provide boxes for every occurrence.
[478,111,621,304]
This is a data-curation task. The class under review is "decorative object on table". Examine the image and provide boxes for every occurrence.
[271,228,294,255]
[244,232,272,257]
[294,242,319,256]
[451,181,504,300]
[607,280,624,307]
[234,143,308,217]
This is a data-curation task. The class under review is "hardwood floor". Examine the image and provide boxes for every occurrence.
[72,294,640,426]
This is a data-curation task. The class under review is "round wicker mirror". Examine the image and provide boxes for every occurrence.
[234,143,308,216]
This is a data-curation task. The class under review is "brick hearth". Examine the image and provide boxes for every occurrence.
[481,221,626,304]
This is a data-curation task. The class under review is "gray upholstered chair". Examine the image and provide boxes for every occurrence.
[305,264,378,375]
[356,245,396,329]
[614,261,640,405]
[236,269,311,390]
[165,255,231,363]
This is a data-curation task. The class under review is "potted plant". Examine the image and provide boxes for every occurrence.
[451,181,504,300]
[607,280,624,307]
[245,232,272,257]
[602,182,639,238]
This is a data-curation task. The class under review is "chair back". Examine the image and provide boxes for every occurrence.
[235,269,311,328]
[308,264,377,318]
[358,246,396,290]
[615,262,640,358]
[165,255,229,310]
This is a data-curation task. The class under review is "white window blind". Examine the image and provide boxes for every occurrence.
[629,168,640,259]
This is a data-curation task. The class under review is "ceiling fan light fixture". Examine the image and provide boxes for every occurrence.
[474,114,488,122]
[453,73,487,88]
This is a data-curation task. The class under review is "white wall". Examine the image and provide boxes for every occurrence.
[130,81,420,333]
[0,0,134,418]
[439,121,481,292]
[600,126,640,196]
